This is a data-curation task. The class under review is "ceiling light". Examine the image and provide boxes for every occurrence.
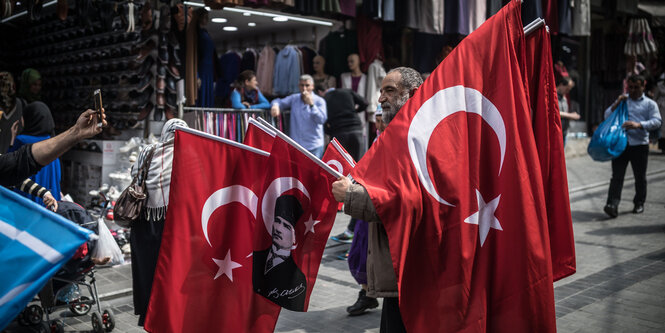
[223,26,238,31]
[243,12,251,16]
[183,1,205,7]
[212,18,227,23]
[248,22,256,27]
[223,6,334,26]
[273,16,288,22]
[1,0,56,23]
[204,6,211,11]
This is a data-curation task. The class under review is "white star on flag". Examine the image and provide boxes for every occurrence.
[304,215,320,235]
[212,250,242,281]
[464,189,503,247]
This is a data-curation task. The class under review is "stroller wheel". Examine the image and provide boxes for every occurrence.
[24,304,44,325]
[91,312,104,333]
[69,295,92,316]
[50,319,65,333]
[102,309,115,332]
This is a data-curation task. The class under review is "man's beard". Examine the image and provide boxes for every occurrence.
[381,92,409,125]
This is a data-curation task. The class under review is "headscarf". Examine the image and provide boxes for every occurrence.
[131,118,188,222]
[18,68,41,103]
[0,71,16,112]
[21,101,54,137]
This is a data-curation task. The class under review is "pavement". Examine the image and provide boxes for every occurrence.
[10,139,665,332]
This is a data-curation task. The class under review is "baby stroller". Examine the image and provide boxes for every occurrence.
[14,202,115,333]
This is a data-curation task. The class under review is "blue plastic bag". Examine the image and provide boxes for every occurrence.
[587,101,628,161]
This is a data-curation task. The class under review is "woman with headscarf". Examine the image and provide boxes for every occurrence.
[229,70,270,109]
[18,68,42,104]
[8,101,61,207]
[129,118,188,327]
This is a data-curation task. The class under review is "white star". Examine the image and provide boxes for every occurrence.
[212,250,242,281]
[303,215,320,235]
[464,189,503,247]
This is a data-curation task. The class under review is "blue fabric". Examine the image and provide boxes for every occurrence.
[230,89,270,109]
[271,93,327,150]
[589,101,629,161]
[604,94,662,146]
[272,46,301,96]
[9,135,61,206]
[0,185,91,330]
[197,29,216,107]
[216,52,241,102]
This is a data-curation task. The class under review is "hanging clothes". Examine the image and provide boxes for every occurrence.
[521,0,543,34]
[559,0,573,35]
[240,49,257,71]
[366,59,386,116]
[318,29,358,79]
[421,0,445,34]
[256,46,276,96]
[299,46,317,75]
[464,0,486,35]
[186,11,201,106]
[216,51,242,104]
[624,18,658,56]
[541,0,558,34]
[273,45,302,96]
[357,14,385,73]
[197,28,216,107]
[570,0,590,36]
[397,0,418,29]
[339,0,356,17]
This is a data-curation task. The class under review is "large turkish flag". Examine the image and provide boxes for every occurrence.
[525,24,576,282]
[144,129,280,333]
[350,1,556,332]
[252,136,338,312]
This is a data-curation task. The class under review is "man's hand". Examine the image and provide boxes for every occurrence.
[622,120,642,129]
[242,101,251,108]
[612,94,628,110]
[332,176,351,203]
[270,104,280,118]
[92,256,111,265]
[9,120,19,146]
[73,109,107,140]
[43,192,58,212]
[301,91,313,106]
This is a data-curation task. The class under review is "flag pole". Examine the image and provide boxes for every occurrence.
[247,117,277,137]
[175,125,270,157]
[256,117,345,179]
[523,18,546,36]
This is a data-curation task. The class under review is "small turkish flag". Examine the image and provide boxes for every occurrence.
[322,138,356,210]
[144,129,280,333]
[244,118,276,151]
[350,1,557,331]
[252,136,338,312]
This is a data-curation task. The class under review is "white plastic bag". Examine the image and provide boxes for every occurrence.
[92,217,125,265]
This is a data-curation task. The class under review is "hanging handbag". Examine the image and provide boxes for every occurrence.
[114,146,155,228]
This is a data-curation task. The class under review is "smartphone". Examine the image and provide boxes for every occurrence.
[93,89,104,127]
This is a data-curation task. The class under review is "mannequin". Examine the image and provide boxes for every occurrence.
[312,55,336,91]
[340,54,366,97]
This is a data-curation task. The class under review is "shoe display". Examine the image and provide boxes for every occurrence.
[346,290,378,316]
[604,204,618,218]
[331,230,354,244]
[632,204,644,214]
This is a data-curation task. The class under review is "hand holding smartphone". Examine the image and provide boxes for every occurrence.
[93,89,104,127]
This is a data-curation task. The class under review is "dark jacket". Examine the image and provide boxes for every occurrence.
[0,144,42,187]
[344,183,398,298]
[323,88,368,135]
[253,248,307,311]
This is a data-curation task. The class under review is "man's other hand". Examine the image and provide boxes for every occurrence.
[622,120,642,129]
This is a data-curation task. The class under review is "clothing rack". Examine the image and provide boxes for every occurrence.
[183,106,287,144]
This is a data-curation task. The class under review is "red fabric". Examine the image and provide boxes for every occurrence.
[322,137,357,210]
[350,1,556,332]
[541,0,558,34]
[254,137,338,311]
[357,14,384,73]
[525,26,576,282]
[243,121,276,151]
[144,130,280,333]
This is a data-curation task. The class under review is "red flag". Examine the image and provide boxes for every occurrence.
[144,129,280,333]
[350,1,556,332]
[244,118,276,151]
[252,136,338,311]
[525,25,576,281]
[322,138,357,210]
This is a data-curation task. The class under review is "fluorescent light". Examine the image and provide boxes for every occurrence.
[1,0,56,23]
[212,18,227,23]
[248,22,256,27]
[183,1,205,7]
[223,6,334,26]
[223,26,238,31]
[243,12,251,16]
[204,6,211,11]
[273,16,288,22]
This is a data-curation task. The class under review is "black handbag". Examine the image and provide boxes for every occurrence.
[114,147,155,228]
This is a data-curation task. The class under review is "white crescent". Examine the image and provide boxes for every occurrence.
[261,177,311,235]
[201,185,259,247]
[407,85,506,207]
[325,159,344,175]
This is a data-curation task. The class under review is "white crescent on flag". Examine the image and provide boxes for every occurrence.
[407,85,507,206]
[201,185,259,247]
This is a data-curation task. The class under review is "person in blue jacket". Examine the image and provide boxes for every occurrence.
[230,70,270,109]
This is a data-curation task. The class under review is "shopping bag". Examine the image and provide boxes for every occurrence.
[587,100,628,161]
[92,217,125,265]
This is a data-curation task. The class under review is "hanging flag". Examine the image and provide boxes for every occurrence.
[0,186,91,330]
[350,1,556,332]
[244,118,276,151]
[525,24,576,282]
[253,136,338,312]
[322,138,357,210]
[144,128,281,333]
